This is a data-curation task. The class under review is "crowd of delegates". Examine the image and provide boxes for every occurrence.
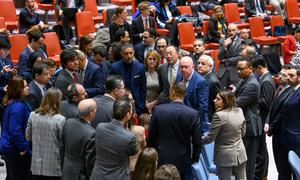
[0,0,300,179]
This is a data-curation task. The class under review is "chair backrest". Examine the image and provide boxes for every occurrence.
[224,3,241,23]
[202,21,209,36]
[288,151,300,179]
[249,17,265,38]
[84,0,99,17]
[9,34,28,64]
[177,6,193,15]
[102,9,107,26]
[192,154,209,180]
[270,15,284,35]
[178,22,195,47]
[76,12,96,38]
[0,17,6,29]
[44,32,61,56]
[286,0,300,19]
[0,0,18,22]
[203,142,217,173]
[210,50,220,74]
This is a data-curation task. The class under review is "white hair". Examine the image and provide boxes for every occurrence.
[199,54,214,67]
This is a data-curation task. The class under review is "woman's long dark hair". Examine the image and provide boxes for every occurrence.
[2,75,26,105]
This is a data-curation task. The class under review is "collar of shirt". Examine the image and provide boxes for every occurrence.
[141,15,149,21]
[185,70,194,81]
[294,84,300,91]
[65,68,75,78]
[260,71,269,80]
[34,80,45,93]
[80,60,88,72]
[104,94,116,101]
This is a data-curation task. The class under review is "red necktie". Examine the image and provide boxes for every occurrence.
[72,72,78,82]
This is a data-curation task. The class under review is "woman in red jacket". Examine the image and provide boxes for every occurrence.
[283,28,300,64]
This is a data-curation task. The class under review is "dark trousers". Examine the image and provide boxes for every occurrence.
[32,175,61,180]
[243,136,259,180]
[4,152,31,180]
[219,68,240,88]
[273,134,292,180]
[165,22,178,46]
[255,133,269,180]
[61,14,77,44]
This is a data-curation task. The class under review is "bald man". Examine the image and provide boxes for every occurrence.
[61,99,96,180]
[178,56,209,133]
[218,23,242,87]
[198,55,221,122]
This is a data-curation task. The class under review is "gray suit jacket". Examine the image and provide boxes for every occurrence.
[236,74,262,137]
[217,36,242,80]
[90,119,138,180]
[60,100,78,119]
[61,118,95,180]
[202,108,247,167]
[91,95,115,128]
[259,72,275,124]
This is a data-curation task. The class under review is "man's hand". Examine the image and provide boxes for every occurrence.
[224,37,233,48]
[59,9,63,16]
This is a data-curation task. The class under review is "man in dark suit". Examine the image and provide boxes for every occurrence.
[76,50,105,98]
[191,40,205,68]
[110,43,147,115]
[148,82,202,179]
[131,1,155,45]
[25,63,51,110]
[92,46,111,80]
[197,54,221,122]
[218,24,242,87]
[234,59,261,180]
[19,0,50,34]
[54,49,83,100]
[155,36,168,64]
[245,0,268,21]
[92,75,125,128]
[157,45,181,104]
[18,29,47,83]
[61,99,96,180]
[55,0,84,45]
[177,56,209,133]
[265,65,294,180]
[90,97,138,180]
[134,28,156,64]
[252,57,275,180]
[60,83,86,119]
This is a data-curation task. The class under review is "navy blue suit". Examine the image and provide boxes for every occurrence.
[0,57,13,101]
[25,80,48,110]
[177,71,209,133]
[281,87,300,153]
[19,7,41,34]
[134,43,146,64]
[18,47,47,83]
[82,61,105,98]
[148,101,202,179]
[110,60,146,115]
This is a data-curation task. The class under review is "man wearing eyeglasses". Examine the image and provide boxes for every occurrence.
[134,28,156,64]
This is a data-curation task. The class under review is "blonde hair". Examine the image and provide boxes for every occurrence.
[144,50,160,71]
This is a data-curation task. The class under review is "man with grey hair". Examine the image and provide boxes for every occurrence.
[61,99,96,180]
[198,55,221,121]
[76,49,105,98]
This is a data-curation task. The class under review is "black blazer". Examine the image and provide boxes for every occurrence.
[92,95,114,128]
[134,42,146,64]
[25,80,47,110]
[131,15,155,45]
[148,101,202,177]
[204,16,228,43]
[245,0,266,20]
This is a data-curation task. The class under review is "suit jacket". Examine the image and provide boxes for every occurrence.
[157,62,181,103]
[218,36,242,81]
[59,100,78,119]
[26,112,65,176]
[134,43,155,64]
[110,60,146,114]
[19,7,41,34]
[90,119,138,180]
[131,15,155,45]
[202,108,247,167]
[91,95,115,128]
[148,101,202,176]
[80,61,105,98]
[18,47,47,83]
[25,80,48,110]
[61,118,95,180]
[0,57,13,100]
[266,86,294,136]
[54,69,83,100]
[236,74,262,137]
[204,71,221,122]
[258,72,275,124]
[55,0,84,12]
[283,35,297,64]
[280,87,300,151]
[245,0,266,20]
[177,71,209,133]
[204,17,228,43]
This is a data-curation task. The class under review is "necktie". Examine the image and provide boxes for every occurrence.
[161,56,165,64]
[182,78,189,87]
[72,72,78,82]
[275,86,283,98]
[144,18,149,29]
[169,65,174,85]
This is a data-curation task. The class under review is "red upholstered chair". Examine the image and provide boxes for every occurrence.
[286,0,300,24]
[177,6,193,15]
[153,9,169,36]
[43,32,61,66]
[0,17,6,29]
[210,49,220,74]
[84,0,104,24]
[270,15,289,42]
[0,0,18,31]
[75,12,96,39]
[177,22,195,52]
[9,34,28,65]
[224,3,249,29]
[249,17,278,45]
[202,21,219,49]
